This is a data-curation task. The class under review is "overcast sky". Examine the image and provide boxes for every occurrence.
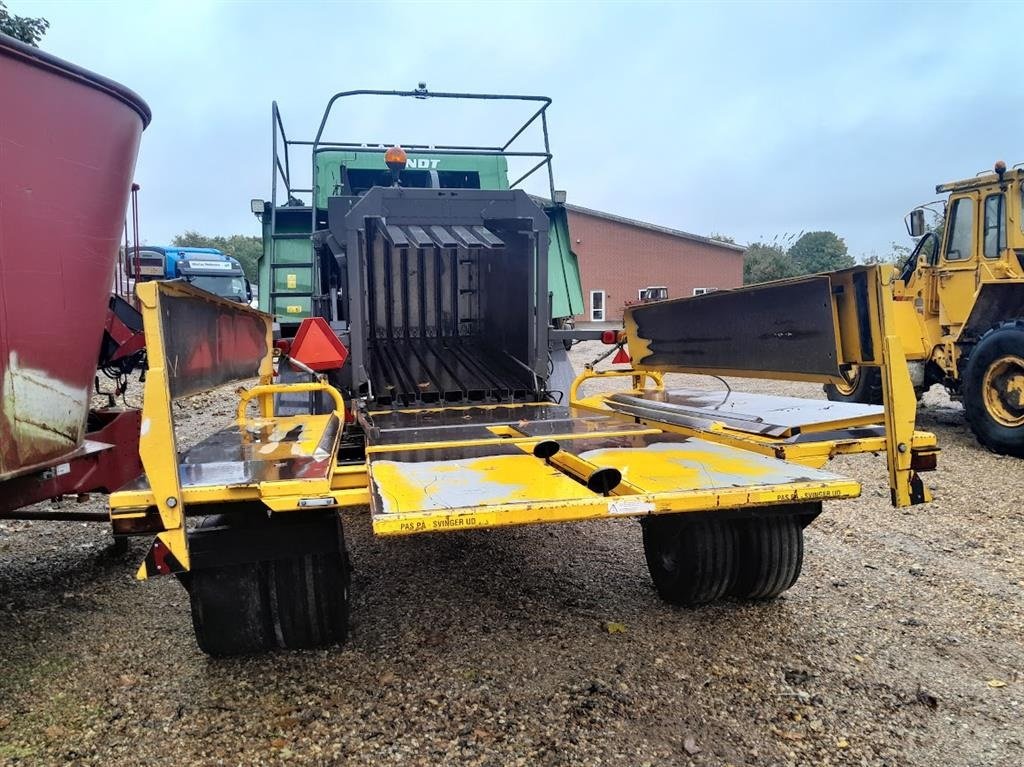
[18,0,1024,258]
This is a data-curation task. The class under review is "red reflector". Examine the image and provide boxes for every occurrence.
[601,330,617,345]
[274,339,292,354]
[290,318,349,371]
[612,346,631,365]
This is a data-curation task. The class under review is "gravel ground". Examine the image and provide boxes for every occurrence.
[1,342,1021,766]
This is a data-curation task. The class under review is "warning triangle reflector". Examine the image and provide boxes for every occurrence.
[290,317,349,371]
[612,345,631,365]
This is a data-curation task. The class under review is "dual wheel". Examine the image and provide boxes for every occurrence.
[641,506,812,606]
[185,510,350,657]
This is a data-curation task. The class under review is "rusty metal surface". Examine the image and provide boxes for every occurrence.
[160,293,269,400]
[625,277,842,379]
[0,41,147,480]
[0,407,142,516]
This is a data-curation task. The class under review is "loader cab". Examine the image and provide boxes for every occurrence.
[902,165,1024,329]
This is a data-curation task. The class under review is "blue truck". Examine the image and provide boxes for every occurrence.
[128,245,252,303]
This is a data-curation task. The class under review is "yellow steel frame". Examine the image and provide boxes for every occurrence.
[111,282,352,578]
[607,265,935,507]
[114,266,937,578]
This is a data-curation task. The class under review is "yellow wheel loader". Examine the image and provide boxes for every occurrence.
[825,161,1024,456]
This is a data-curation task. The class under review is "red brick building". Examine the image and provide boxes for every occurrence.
[564,203,744,324]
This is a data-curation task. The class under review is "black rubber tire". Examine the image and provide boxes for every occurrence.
[190,560,273,656]
[265,521,350,650]
[641,515,736,605]
[823,365,883,405]
[962,320,1024,457]
[730,514,804,600]
[188,512,350,657]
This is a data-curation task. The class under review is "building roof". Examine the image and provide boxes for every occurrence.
[532,197,745,253]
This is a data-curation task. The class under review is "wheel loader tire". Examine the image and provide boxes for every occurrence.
[642,515,736,605]
[963,320,1024,457]
[823,365,883,405]
[188,512,350,656]
[730,514,804,600]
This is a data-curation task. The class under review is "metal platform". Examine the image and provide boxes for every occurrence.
[364,403,860,535]
[607,389,884,438]
[118,413,340,492]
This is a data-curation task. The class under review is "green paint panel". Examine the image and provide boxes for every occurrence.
[273,238,313,265]
[272,296,312,319]
[545,205,584,320]
[314,150,509,207]
[273,266,312,293]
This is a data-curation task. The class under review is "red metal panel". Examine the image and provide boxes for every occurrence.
[0,37,149,480]
[0,408,142,516]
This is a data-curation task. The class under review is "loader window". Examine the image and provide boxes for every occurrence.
[944,197,974,261]
[983,193,1006,258]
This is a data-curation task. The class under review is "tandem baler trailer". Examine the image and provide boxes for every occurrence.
[109,88,939,656]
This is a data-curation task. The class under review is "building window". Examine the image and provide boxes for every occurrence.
[590,290,606,322]
[693,287,717,296]
[638,286,668,301]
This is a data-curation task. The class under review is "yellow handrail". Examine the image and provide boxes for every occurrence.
[569,367,665,405]
[237,382,346,422]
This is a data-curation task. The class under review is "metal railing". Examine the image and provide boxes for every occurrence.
[268,86,558,318]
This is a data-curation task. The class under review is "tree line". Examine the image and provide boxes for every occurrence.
[722,231,857,285]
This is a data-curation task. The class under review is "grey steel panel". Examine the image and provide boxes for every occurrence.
[472,226,505,248]
[402,225,433,248]
[428,225,459,248]
[451,225,484,248]
[383,225,409,247]
[610,389,883,437]
[627,277,842,379]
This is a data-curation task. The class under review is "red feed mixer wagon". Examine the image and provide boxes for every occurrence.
[0,33,151,518]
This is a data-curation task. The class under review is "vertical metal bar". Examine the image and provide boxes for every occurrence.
[449,247,460,337]
[541,110,555,202]
[434,246,444,337]
[347,228,366,387]
[270,103,279,316]
[400,248,410,339]
[535,229,549,375]
[417,248,427,338]
[378,242,389,337]
[131,185,141,310]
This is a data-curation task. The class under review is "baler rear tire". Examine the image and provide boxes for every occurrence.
[730,514,804,600]
[642,515,736,605]
[265,521,350,650]
[189,561,273,657]
[187,512,350,656]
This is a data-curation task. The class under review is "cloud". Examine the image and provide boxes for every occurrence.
[19,0,1024,256]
